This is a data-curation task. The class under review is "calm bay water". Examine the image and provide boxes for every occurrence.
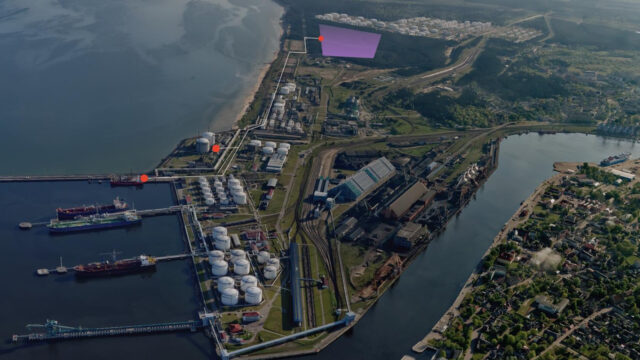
[0,0,283,175]
[303,133,640,360]
[0,182,215,359]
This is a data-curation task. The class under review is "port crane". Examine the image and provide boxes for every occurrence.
[26,319,81,335]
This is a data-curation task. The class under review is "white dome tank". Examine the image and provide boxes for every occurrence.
[201,131,215,144]
[204,197,215,206]
[202,187,212,195]
[249,139,262,147]
[217,276,235,292]
[213,226,227,238]
[211,260,228,276]
[267,258,280,269]
[214,180,223,188]
[277,147,289,155]
[265,141,277,149]
[215,235,231,251]
[230,249,246,262]
[221,288,239,306]
[240,275,258,291]
[196,137,210,154]
[229,184,243,194]
[233,192,247,205]
[244,286,262,305]
[264,265,278,279]
[278,143,291,150]
[257,251,270,264]
[262,146,274,155]
[233,259,250,275]
[208,250,224,263]
[220,198,229,205]
[228,178,241,186]
[279,87,290,95]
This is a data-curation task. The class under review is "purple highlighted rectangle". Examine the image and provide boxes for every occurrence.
[319,24,381,59]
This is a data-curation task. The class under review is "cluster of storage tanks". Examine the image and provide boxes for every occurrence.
[198,175,247,206]
[260,141,290,156]
[207,229,282,306]
[196,132,216,154]
[260,82,303,134]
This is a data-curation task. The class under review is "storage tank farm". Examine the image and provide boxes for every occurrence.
[195,137,210,154]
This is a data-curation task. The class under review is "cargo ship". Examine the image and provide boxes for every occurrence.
[74,255,156,278]
[56,198,127,220]
[110,175,144,187]
[47,212,141,233]
[600,152,631,167]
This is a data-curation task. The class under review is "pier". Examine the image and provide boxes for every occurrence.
[0,175,173,183]
[12,319,205,343]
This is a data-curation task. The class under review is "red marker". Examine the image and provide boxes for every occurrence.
[212,144,220,153]
[140,174,149,183]
[318,35,324,42]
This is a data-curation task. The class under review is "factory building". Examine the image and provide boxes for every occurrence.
[384,181,428,219]
[313,176,330,201]
[331,157,396,201]
[266,178,278,189]
[289,242,303,327]
[334,217,358,239]
[265,152,287,173]
[393,222,424,250]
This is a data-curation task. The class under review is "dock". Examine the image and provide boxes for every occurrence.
[0,175,173,183]
[12,319,204,343]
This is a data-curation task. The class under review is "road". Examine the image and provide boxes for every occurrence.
[534,307,612,359]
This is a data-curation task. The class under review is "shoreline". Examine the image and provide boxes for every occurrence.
[217,17,285,131]
[411,171,563,354]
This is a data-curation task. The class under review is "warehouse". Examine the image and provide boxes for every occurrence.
[332,157,396,201]
[265,153,287,173]
[384,181,428,219]
[393,222,424,250]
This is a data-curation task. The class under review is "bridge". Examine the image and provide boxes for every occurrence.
[12,319,204,343]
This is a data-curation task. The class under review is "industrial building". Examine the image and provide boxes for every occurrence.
[335,217,358,239]
[265,153,287,173]
[313,176,330,201]
[393,222,424,250]
[367,223,397,247]
[266,178,278,189]
[289,243,303,327]
[331,157,396,201]
[384,181,428,219]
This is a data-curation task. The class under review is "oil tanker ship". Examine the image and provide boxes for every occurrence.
[47,212,141,233]
[110,175,144,187]
[56,197,127,220]
[74,255,156,278]
[600,152,631,166]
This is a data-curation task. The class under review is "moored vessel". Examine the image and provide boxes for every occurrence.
[47,212,141,233]
[56,197,128,220]
[600,152,631,166]
[110,175,144,186]
[74,255,156,278]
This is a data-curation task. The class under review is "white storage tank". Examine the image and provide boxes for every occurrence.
[265,141,277,149]
[230,249,246,263]
[262,146,274,155]
[279,87,290,95]
[233,259,250,275]
[277,147,288,156]
[233,192,247,205]
[278,143,291,150]
[196,137,210,154]
[267,258,280,269]
[213,180,223,187]
[220,198,229,205]
[229,184,243,194]
[215,235,231,251]
[240,275,258,291]
[213,226,227,238]
[208,250,224,263]
[198,176,207,183]
[221,288,239,306]
[204,197,216,206]
[257,251,270,264]
[248,139,262,148]
[211,260,228,276]
[201,131,215,144]
[244,286,262,305]
[217,276,235,292]
[264,265,278,280]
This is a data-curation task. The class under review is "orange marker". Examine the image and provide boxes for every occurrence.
[212,144,221,153]
[140,174,149,183]
[318,35,325,42]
